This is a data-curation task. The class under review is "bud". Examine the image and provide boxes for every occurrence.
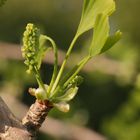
[70,75,83,86]
[53,102,70,112]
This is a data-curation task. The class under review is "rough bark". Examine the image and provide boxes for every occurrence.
[0,92,107,140]
[0,97,33,140]
[1,92,107,140]
[0,97,52,140]
[22,100,53,135]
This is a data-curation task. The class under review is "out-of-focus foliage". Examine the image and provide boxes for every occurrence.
[0,60,35,85]
[102,75,140,140]
[115,0,140,45]
[0,0,82,48]
[0,0,6,7]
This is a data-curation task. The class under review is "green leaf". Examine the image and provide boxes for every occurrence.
[42,36,58,97]
[77,0,115,35]
[89,14,109,57]
[82,0,94,16]
[53,102,70,112]
[100,30,122,53]
[53,87,78,102]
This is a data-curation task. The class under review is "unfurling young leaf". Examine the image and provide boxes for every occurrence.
[53,87,78,102]
[53,102,70,113]
[100,30,122,53]
[89,13,109,57]
[36,35,50,69]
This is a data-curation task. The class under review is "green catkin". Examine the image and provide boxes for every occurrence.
[22,23,40,73]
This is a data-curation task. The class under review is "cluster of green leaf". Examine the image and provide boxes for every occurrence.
[102,74,140,140]
[21,0,121,112]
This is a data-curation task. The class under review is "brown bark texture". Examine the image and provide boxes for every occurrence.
[2,92,107,140]
[22,100,52,135]
[0,92,107,140]
[0,97,52,140]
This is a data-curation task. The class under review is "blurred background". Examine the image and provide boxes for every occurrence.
[0,0,140,140]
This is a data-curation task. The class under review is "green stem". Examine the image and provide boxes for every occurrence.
[63,56,90,88]
[34,66,46,92]
[50,56,91,98]
[50,35,79,93]
[44,36,58,95]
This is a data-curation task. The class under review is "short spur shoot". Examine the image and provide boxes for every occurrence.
[21,0,122,135]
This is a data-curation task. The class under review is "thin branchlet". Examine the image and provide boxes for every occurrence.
[22,100,53,135]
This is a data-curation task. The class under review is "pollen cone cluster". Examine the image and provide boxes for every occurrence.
[22,23,40,73]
